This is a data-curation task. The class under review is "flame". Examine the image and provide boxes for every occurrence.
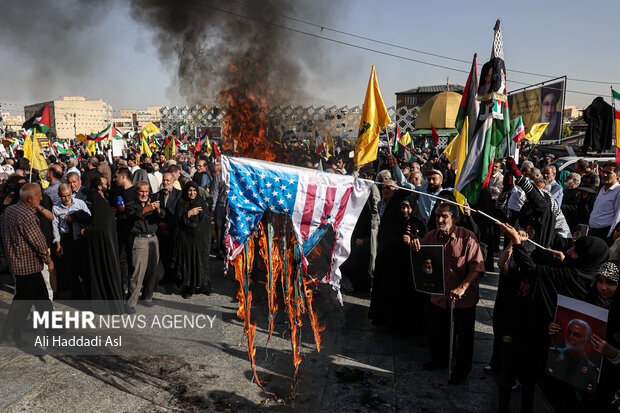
[257,222,282,344]
[231,236,263,387]
[303,278,325,352]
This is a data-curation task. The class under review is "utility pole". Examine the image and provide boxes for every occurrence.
[73,113,77,136]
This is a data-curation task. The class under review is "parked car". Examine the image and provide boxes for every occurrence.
[550,154,615,173]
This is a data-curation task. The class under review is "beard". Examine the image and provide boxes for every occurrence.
[543,113,558,135]
[428,183,440,193]
[566,339,587,355]
[422,268,433,275]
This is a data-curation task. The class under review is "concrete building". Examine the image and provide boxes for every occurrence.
[114,106,162,133]
[563,105,583,120]
[0,112,25,132]
[24,96,113,139]
[396,84,464,109]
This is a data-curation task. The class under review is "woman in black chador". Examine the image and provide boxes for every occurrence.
[172,181,212,298]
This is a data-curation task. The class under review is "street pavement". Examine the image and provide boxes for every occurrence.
[0,256,552,412]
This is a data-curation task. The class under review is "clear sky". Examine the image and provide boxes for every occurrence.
[1,0,619,115]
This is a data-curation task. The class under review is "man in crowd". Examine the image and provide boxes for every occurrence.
[82,157,103,189]
[44,164,64,206]
[542,165,563,206]
[0,184,54,346]
[52,184,91,298]
[125,181,161,313]
[588,161,620,244]
[210,161,227,258]
[412,203,485,384]
[66,171,90,203]
[113,168,137,293]
[193,159,212,190]
[156,172,181,285]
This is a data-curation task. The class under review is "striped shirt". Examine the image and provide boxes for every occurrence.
[1,201,52,276]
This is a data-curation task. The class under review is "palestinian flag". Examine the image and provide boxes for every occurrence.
[89,124,122,141]
[23,103,51,133]
[613,88,620,162]
[456,20,509,205]
[393,126,414,161]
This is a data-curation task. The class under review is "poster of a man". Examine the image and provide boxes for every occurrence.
[546,295,608,393]
[540,83,563,140]
[411,245,445,295]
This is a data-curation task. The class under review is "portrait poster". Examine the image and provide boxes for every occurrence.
[546,294,608,393]
[508,80,565,142]
[410,245,445,295]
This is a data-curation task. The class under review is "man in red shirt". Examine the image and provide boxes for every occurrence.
[412,202,485,384]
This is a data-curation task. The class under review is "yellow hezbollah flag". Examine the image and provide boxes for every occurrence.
[453,117,470,207]
[75,133,86,142]
[163,138,176,160]
[400,131,412,147]
[523,123,549,144]
[354,66,391,165]
[140,136,152,157]
[141,122,160,138]
[23,134,48,171]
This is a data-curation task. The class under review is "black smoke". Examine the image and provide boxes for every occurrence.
[129,0,314,106]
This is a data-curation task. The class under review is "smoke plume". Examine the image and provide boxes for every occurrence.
[129,0,313,107]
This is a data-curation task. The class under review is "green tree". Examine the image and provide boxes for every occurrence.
[562,122,573,138]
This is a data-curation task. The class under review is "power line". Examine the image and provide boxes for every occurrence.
[190,1,606,99]
[225,0,620,86]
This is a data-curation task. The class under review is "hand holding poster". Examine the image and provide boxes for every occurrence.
[410,245,445,295]
[546,294,608,393]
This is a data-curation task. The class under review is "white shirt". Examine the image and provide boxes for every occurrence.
[507,185,526,211]
[129,165,140,174]
[589,182,620,236]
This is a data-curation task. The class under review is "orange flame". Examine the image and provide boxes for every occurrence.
[257,222,282,344]
[231,236,263,387]
[303,278,325,352]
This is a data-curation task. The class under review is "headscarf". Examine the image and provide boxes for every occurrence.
[568,236,610,273]
[599,261,620,284]
[181,181,207,211]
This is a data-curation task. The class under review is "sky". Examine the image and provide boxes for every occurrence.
[1,0,619,116]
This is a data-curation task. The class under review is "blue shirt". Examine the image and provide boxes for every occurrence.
[550,180,564,206]
[52,198,91,243]
[391,166,447,223]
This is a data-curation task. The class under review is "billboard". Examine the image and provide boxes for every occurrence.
[508,80,565,142]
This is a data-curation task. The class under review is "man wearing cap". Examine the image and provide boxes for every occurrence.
[389,156,447,223]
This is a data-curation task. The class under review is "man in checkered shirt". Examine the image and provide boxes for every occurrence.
[0,183,54,347]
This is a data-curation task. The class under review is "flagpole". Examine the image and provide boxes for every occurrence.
[29,131,34,183]
[375,181,547,250]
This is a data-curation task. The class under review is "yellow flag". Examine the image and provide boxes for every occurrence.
[205,136,212,155]
[442,133,460,163]
[140,136,152,157]
[75,133,86,142]
[163,138,176,160]
[453,117,470,207]
[325,132,334,157]
[523,123,549,144]
[400,131,412,147]
[354,66,391,165]
[23,134,48,171]
[141,122,160,138]
[87,139,97,156]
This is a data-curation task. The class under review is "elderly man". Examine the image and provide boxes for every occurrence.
[547,319,599,391]
[412,203,485,384]
[66,171,90,203]
[156,172,181,284]
[542,165,563,206]
[125,181,161,313]
[52,184,91,298]
[588,161,620,244]
[391,156,447,223]
[0,184,54,346]
[66,157,81,178]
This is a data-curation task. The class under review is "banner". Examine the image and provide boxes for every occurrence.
[508,80,565,142]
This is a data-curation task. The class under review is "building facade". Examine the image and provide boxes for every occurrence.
[24,96,113,139]
[396,84,464,109]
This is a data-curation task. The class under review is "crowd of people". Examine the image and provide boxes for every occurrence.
[0,137,618,411]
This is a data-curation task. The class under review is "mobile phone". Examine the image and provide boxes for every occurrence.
[575,224,589,239]
[149,194,158,202]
